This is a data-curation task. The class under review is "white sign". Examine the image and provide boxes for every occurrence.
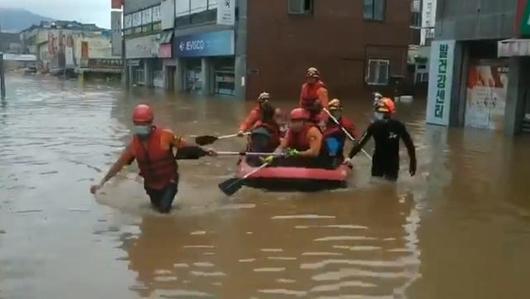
[152,5,161,22]
[161,0,175,30]
[498,39,530,57]
[421,0,437,46]
[132,12,142,27]
[125,34,161,59]
[142,8,153,25]
[426,40,456,126]
[217,0,235,26]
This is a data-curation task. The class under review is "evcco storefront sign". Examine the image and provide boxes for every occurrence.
[126,34,161,59]
[175,30,234,58]
[426,40,456,126]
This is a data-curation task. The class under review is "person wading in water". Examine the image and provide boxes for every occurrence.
[90,104,216,213]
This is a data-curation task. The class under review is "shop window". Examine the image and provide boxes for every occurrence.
[288,0,313,15]
[366,59,390,86]
[363,0,385,21]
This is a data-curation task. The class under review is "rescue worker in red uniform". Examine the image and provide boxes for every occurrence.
[248,102,281,153]
[347,99,416,181]
[271,108,328,168]
[238,92,271,136]
[323,99,358,165]
[90,104,216,213]
[299,67,329,124]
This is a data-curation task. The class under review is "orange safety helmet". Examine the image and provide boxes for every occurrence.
[375,98,396,114]
[290,108,310,121]
[132,104,154,123]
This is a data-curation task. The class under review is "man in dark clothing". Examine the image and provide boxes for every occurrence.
[346,99,416,181]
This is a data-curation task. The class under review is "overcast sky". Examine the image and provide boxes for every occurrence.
[3,0,111,28]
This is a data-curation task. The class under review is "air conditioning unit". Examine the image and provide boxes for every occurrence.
[288,0,306,15]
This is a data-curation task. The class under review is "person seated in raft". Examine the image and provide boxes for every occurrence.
[246,103,282,166]
[238,92,271,136]
[322,98,358,167]
[271,108,331,168]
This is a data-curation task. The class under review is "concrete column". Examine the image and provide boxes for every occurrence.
[128,65,134,85]
[504,57,528,136]
[201,58,212,96]
[234,55,246,99]
[449,41,468,128]
[144,59,153,87]
[175,58,184,92]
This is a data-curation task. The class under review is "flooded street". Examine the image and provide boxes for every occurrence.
[1,75,530,299]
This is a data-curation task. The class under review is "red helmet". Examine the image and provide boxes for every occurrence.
[132,104,154,123]
[375,98,396,114]
[290,108,310,121]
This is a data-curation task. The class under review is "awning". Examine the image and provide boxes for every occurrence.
[159,31,173,44]
[498,39,530,57]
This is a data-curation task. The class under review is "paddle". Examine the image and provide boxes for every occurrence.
[195,132,250,146]
[218,161,272,196]
[323,108,372,160]
[216,151,285,157]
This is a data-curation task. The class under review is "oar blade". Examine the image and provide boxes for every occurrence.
[218,178,244,196]
[195,135,218,146]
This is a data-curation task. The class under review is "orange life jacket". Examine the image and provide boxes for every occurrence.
[300,80,326,110]
[132,127,177,190]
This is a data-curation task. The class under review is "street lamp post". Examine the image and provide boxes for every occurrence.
[0,52,6,99]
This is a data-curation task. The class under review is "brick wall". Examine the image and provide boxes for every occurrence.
[245,0,412,101]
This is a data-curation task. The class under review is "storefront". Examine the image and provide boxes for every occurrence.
[125,34,164,87]
[174,30,235,96]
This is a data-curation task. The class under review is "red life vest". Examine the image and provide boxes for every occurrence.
[300,80,326,110]
[132,127,177,190]
[253,121,281,150]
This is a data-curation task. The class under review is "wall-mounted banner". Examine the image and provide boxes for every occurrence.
[426,40,456,126]
[217,0,235,26]
[175,30,234,57]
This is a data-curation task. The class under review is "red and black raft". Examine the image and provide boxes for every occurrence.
[236,158,352,192]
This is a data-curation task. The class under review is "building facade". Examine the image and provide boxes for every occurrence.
[20,21,119,75]
[120,0,413,100]
[427,0,530,135]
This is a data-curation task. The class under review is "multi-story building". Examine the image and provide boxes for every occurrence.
[20,21,117,75]
[120,0,413,100]
[426,0,530,135]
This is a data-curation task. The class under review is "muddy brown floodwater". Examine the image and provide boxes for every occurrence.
[1,75,530,299]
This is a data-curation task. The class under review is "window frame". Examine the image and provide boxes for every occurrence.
[363,0,386,22]
[366,58,390,86]
[287,0,314,16]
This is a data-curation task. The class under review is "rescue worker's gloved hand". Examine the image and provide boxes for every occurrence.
[286,148,300,157]
[261,155,275,164]
[343,158,353,169]
[90,184,102,194]
[237,131,245,137]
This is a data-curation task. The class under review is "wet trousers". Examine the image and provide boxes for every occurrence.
[145,181,178,214]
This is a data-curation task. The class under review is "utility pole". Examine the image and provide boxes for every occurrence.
[0,52,6,99]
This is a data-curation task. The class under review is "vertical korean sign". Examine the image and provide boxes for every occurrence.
[111,11,122,56]
[217,0,235,25]
[426,40,455,126]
